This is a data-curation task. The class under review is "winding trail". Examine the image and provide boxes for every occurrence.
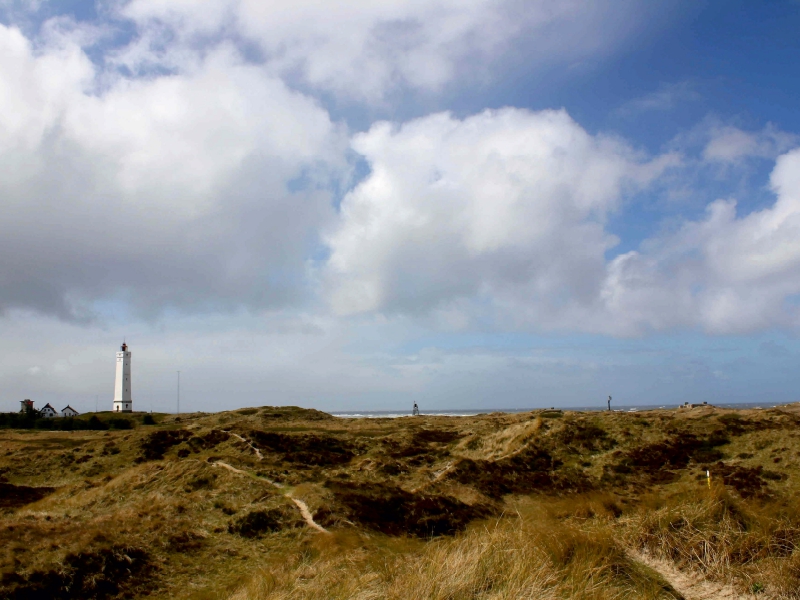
[286,495,329,533]
[213,461,248,476]
[227,431,264,461]
[214,434,330,534]
[629,550,745,600]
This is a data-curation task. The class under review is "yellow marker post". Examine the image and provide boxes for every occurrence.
[706,469,711,489]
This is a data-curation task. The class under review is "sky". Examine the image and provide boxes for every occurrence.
[1,0,800,413]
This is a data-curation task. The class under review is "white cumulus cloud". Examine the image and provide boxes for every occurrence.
[324,107,800,336]
[603,148,800,334]
[323,108,675,323]
[0,22,345,320]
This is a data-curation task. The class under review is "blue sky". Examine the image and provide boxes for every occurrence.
[1,0,799,413]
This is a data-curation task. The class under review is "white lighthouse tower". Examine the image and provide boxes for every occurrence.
[113,342,133,413]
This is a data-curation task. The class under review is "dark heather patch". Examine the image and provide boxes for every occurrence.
[607,434,729,483]
[165,531,205,553]
[201,429,231,447]
[0,483,56,509]
[247,430,356,466]
[701,462,785,498]
[228,508,288,538]
[325,481,494,537]
[187,430,230,453]
[0,545,152,600]
[137,430,192,462]
[412,429,463,444]
[446,446,589,499]
[312,505,336,528]
[378,461,406,476]
[715,413,789,436]
[258,406,334,421]
[554,421,617,453]
[388,430,461,459]
[390,444,434,459]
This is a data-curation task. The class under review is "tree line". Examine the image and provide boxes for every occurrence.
[0,409,156,430]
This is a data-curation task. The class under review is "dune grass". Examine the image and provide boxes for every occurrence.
[624,484,800,598]
[229,487,800,600]
[1,404,799,599]
[229,508,677,600]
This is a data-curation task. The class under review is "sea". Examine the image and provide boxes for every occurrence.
[331,401,797,419]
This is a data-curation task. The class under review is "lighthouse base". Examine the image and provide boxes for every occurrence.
[113,401,133,413]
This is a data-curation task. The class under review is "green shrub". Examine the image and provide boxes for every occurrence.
[87,415,109,430]
[108,418,133,430]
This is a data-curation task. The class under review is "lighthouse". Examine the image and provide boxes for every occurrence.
[113,342,133,413]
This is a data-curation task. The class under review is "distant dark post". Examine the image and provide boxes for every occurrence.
[608,395,612,411]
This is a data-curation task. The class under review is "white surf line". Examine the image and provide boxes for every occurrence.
[628,550,745,600]
[226,431,264,461]
[212,461,329,534]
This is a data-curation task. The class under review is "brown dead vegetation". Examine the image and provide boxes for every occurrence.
[0,403,799,599]
[698,461,785,498]
[1,544,152,600]
[247,430,358,466]
[447,445,592,498]
[228,508,299,538]
[137,429,192,462]
[0,482,56,510]
[324,480,494,536]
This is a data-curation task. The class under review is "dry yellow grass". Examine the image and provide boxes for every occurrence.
[230,488,800,600]
[1,404,799,599]
[229,510,677,600]
[624,484,800,598]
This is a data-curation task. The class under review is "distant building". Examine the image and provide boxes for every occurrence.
[20,399,34,413]
[40,403,58,418]
[113,342,133,413]
[61,405,79,418]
